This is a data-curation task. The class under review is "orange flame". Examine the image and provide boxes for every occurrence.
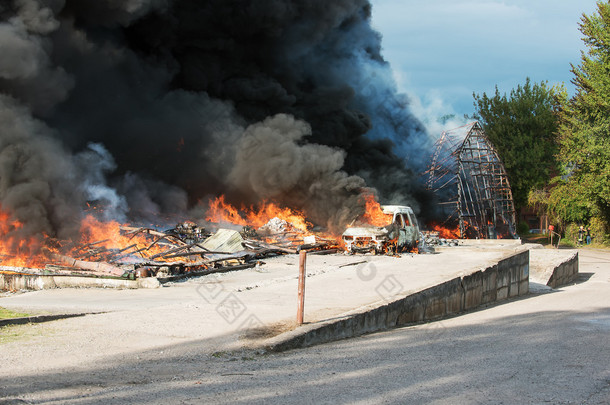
[205,196,312,233]
[0,203,195,269]
[79,215,129,248]
[77,215,187,262]
[429,223,460,239]
[359,194,392,227]
[0,206,46,267]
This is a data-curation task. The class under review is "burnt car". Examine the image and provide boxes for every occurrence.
[342,205,421,254]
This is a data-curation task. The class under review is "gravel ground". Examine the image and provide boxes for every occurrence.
[1,248,608,404]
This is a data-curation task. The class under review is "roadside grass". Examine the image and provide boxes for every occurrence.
[0,307,52,345]
[0,307,30,320]
[0,325,28,344]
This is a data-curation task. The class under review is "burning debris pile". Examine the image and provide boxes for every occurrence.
[421,231,460,248]
[419,222,461,248]
[69,221,335,280]
[1,191,433,290]
[0,197,343,288]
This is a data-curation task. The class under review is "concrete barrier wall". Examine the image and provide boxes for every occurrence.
[268,250,530,351]
[546,253,579,288]
[0,271,160,291]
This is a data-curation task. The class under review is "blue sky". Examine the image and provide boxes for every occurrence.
[370,0,600,124]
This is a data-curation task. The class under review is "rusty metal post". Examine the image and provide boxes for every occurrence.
[297,250,306,325]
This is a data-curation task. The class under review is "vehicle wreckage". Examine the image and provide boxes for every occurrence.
[342,205,421,254]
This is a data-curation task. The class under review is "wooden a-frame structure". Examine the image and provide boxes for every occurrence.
[426,122,517,239]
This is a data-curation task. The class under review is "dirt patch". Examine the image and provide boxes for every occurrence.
[240,321,296,340]
[0,323,51,345]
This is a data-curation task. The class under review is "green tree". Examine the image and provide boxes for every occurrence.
[471,78,563,212]
[551,1,610,234]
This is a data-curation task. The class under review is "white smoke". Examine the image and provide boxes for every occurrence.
[75,143,128,222]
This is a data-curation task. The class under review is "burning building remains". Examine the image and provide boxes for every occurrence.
[426,122,517,239]
[0,0,439,280]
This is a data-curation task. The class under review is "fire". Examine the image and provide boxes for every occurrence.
[360,194,392,227]
[1,193,343,272]
[0,206,45,267]
[79,215,131,249]
[77,215,187,262]
[206,196,312,233]
[0,203,191,270]
[429,223,460,239]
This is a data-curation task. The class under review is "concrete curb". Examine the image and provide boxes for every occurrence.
[260,249,530,352]
[0,312,94,327]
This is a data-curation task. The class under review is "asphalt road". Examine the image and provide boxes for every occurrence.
[1,248,609,404]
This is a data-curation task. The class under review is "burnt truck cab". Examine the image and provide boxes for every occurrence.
[342,205,420,254]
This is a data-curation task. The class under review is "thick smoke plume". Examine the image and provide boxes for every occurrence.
[228,114,367,233]
[0,0,434,247]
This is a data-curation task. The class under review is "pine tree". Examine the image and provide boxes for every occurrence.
[552,1,610,232]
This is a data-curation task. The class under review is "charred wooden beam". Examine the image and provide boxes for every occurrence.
[50,254,125,276]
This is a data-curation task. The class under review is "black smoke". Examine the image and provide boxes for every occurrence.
[0,0,434,244]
